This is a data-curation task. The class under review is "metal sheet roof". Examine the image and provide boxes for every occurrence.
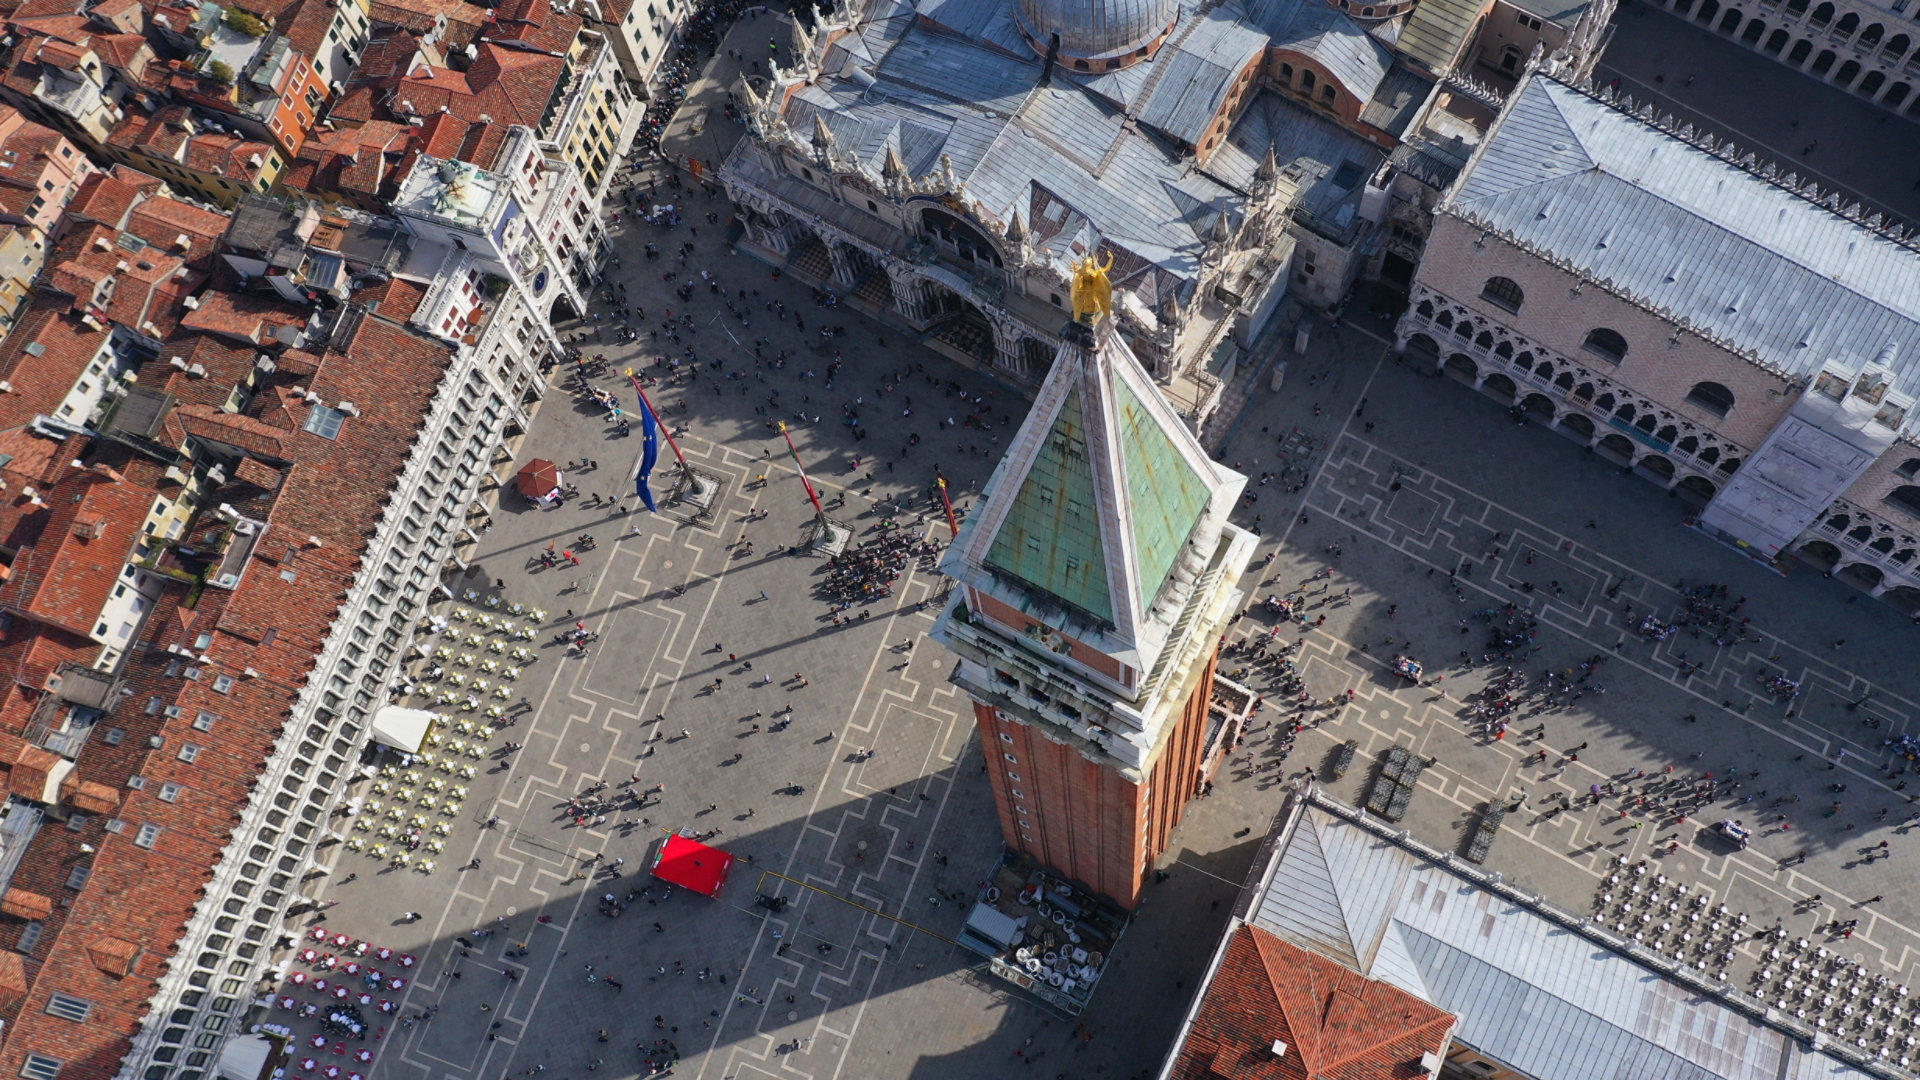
[1209,89,1383,218]
[1245,0,1393,100]
[783,0,1391,286]
[1250,802,1880,1080]
[1394,0,1480,74]
[1136,3,1270,143]
[1450,75,1920,395]
[1359,64,1434,137]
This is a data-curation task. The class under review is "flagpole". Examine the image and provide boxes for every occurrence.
[936,475,959,538]
[778,422,825,517]
[626,368,693,481]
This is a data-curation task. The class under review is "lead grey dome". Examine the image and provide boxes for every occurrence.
[1013,0,1180,68]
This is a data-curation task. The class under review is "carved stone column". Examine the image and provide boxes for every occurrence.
[886,265,925,322]
[989,318,1024,376]
[826,242,856,286]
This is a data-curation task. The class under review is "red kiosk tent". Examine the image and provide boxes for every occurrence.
[650,834,733,898]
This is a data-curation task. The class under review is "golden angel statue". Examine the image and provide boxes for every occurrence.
[1070,252,1114,326]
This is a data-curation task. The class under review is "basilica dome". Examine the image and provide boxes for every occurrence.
[1012,0,1180,70]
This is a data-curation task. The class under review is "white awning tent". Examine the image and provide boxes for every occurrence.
[370,706,438,754]
[216,1034,276,1080]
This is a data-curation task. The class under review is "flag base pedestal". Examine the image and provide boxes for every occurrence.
[668,466,724,517]
[805,515,853,557]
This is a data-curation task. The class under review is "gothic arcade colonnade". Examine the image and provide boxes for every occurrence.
[1395,287,1920,605]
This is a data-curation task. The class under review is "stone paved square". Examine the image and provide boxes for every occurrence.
[270,66,1920,1080]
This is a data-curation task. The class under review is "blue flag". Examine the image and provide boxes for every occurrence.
[635,391,659,512]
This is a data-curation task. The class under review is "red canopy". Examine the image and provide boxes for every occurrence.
[515,459,561,498]
[651,834,733,898]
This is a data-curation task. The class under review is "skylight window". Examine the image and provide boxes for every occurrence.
[302,404,346,440]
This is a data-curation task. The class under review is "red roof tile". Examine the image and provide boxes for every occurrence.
[279,120,412,204]
[0,311,455,1080]
[178,291,304,345]
[4,743,57,800]
[349,275,427,322]
[335,12,570,169]
[1169,926,1455,1080]
[138,331,261,410]
[62,170,147,230]
[0,466,154,638]
[368,0,488,46]
[482,0,577,54]
[0,889,50,921]
[173,403,292,459]
[124,195,229,261]
[0,293,109,429]
[83,936,139,977]
[0,619,95,707]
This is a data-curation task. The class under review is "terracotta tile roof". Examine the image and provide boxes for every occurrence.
[59,776,119,813]
[0,427,73,495]
[1169,926,1456,1080]
[0,621,94,728]
[385,44,563,167]
[0,465,155,638]
[0,889,51,920]
[0,292,109,429]
[0,313,454,1080]
[5,0,87,23]
[181,132,276,183]
[87,31,150,75]
[178,291,305,346]
[265,0,338,61]
[172,402,293,459]
[280,120,412,203]
[84,935,139,977]
[482,0,578,54]
[62,169,147,230]
[139,330,260,410]
[104,104,190,160]
[4,743,57,800]
[350,275,427,321]
[329,26,419,124]
[231,455,282,491]
[110,163,166,196]
[335,13,569,168]
[413,110,487,162]
[88,0,143,28]
[0,952,24,1007]
[368,0,488,46]
[44,221,202,340]
[125,195,229,261]
[29,36,86,69]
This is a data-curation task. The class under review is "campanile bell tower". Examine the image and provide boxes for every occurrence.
[931,256,1255,909]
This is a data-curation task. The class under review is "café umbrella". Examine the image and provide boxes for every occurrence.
[515,459,562,499]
